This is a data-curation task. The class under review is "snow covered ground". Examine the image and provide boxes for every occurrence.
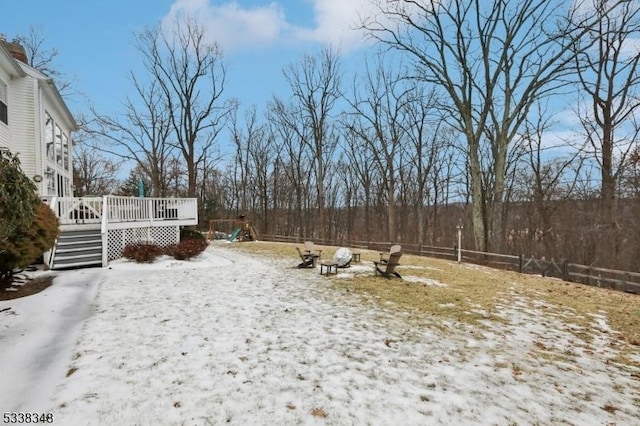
[1,244,639,425]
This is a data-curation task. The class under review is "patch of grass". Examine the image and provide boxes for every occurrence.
[512,364,523,377]
[612,382,625,393]
[226,241,640,366]
[310,407,327,418]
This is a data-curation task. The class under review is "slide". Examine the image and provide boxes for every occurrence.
[228,227,241,241]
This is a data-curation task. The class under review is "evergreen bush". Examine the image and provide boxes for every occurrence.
[0,203,59,281]
[0,151,40,242]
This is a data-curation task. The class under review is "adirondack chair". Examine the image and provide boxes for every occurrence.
[296,247,318,268]
[379,244,401,264]
[304,241,323,258]
[374,251,403,279]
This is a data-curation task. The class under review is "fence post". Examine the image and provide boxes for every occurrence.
[562,260,568,282]
[519,254,523,273]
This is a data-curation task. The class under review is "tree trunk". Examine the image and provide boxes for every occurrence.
[469,142,486,251]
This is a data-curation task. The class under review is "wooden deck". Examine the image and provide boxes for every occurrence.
[43,196,199,268]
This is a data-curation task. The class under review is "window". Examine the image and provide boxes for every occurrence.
[45,112,54,159]
[0,79,7,125]
[55,124,62,165]
[46,168,55,195]
[62,133,69,170]
[57,174,64,197]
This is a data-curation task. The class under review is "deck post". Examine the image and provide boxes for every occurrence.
[101,195,109,267]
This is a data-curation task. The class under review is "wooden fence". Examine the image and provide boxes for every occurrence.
[259,234,640,295]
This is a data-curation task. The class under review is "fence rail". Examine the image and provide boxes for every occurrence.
[258,234,639,295]
[566,263,640,294]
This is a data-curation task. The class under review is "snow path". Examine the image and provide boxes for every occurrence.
[2,245,639,425]
[1,268,100,412]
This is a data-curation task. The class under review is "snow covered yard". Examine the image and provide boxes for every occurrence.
[1,244,639,425]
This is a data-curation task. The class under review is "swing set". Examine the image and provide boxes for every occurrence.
[207,216,258,242]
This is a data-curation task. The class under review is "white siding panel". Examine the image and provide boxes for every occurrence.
[9,77,37,178]
[0,119,8,149]
[0,66,11,149]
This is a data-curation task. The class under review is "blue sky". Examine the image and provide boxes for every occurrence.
[5,0,635,167]
[1,0,376,120]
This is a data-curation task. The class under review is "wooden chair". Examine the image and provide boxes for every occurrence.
[296,247,318,268]
[374,251,403,279]
[304,241,322,258]
[379,244,401,264]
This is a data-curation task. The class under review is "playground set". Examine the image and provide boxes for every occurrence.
[207,215,258,242]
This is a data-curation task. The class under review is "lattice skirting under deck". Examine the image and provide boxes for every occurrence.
[107,226,180,261]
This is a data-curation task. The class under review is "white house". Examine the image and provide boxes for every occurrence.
[0,36,198,269]
[0,36,76,197]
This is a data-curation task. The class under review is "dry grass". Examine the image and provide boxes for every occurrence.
[225,240,640,364]
[310,407,327,418]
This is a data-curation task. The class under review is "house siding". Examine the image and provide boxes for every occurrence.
[9,76,37,179]
[0,67,11,149]
[0,114,8,149]
[1,42,76,197]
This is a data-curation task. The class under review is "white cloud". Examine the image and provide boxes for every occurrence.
[163,0,379,52]
[620,37,640,58]
[292,0,376,50]
[163,0,289,50]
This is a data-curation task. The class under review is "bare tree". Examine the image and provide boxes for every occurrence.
[620,146,640,196]
[344,55,411,241]
[510,103,585,257]
[364,0,602,252]
[573,0,640,266]
[138,16,231,197]
[341,125,379,240]
[401,84,450,245]
[249,128,279,235]
[268,98,315,237]
[230,104,280,234]
[231,105,262,213]
[72,145,120,196]
[282,47,342,239]
[87,76,176,197]
[13,25,76,97]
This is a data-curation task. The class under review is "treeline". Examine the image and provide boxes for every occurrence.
[67,1,640,273]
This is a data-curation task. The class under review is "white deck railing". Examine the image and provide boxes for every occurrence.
[45,196,199,228]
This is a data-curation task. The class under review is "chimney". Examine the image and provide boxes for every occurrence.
[1,38,28,65]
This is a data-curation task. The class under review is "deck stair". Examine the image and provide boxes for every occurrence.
[50,227,103,269]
